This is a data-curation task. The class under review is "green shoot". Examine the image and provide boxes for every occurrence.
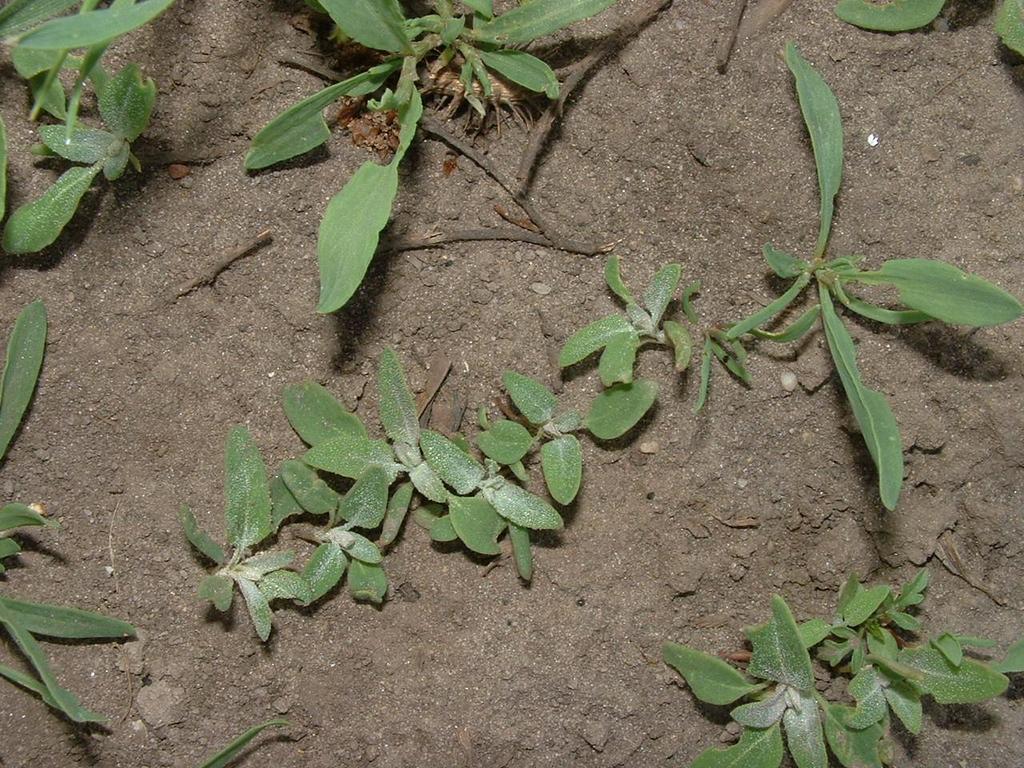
[197,719,289,768]
[246,0,619,313]
[665,570,1017,768]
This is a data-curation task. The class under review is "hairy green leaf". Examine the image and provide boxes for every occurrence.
[408,461,447,503]
[783,691,827,768]
[478,419,533,465]
[224,426,272,550]
[0,596,133,639]
[347,559,387,603]
[379,481,414,547]
[994,637,1024,674]
[931,632,963,668]
[236,577,273,641]
[489,482,563,530]
[283,380,367,446]
[732,688,788,728]
[644,263,682,326]
[303,432,396,481]
[895,568,929,609]
[822,703,885,768]
[320,0,411,53]
[784,43,842,259]
[302,542,346,603]
[835,0,946,31]
[421,429,485,494]
[603,254,636,305]
[597,332,638,386]
[240,551,295,577]
[281,459,338,516]
[663,642,762,705]
[559,314,634,367]
[508,521,533,581]
[997,0,1024,55]
[429,513,458,542]
[448,495,505,555]
[327,529,382,564]
[585,380,657,440]
[746,596,814,690]
[898,647,1008,704]
[691,723,784,768]
[881,671,922,734]
[819,288,903,510]
[503,371,557,425]
[16,0,175,49]
[0,502,55,532]
[846,667,887,729]
[843,584,890,626]
[180,505,226,565]
[98,63,155,141]
[199,574,234,611]
[198,719,289,768]
[378,347,420,446]
[540,434,582,505]
[473,0,617,44]
[798,619,832,649]
[338,466,390,529]
[2,164,100,254]
[849,259,1022,327]
[38,125,117,165]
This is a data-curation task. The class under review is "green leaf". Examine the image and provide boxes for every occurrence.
[180,505,226,565]
[408,461,447,503]
[931,633,963,668]
[784,43,843,259]
[888,611,920,632]
[819,288,903,510]
[0,300,46,464]
[473,0,617,44]
[0,602,104,722]
[326,529,381,564]
[478,419,533,465]
[378,347,419,447]
[694,338,713,413]
[463,0,493,19]
[379,481,413,548]
[881,671,922,734]
[236,577,273,642]
[303,433,397,481]
[898,569,931,609]
[281,459,339,516]
[38,125,117,165]
[0,116,6,221]
[585,380,658,440]
[283,380,368,446]
[680,279,701,323]
[746,595,815,690]
[898,647,1008,703]
[316,91,423,314]
[726,273,810,340]
[97,63,155,141]
[843,585,891,626]
[16,0,176,50]
[751,305,821,343]
[994,637,1024,674]
[338,466,390,529]
[0,596,133,639]
[320,0,411,54]
[199,574,234,611]
[846,667,888,729]
[798,619,832,649]
[429,514,458,542]
[763,243,808,279]
[302,542,347,604]
[663,320,693,371]
[224,426,273,550]
[833,282,931,325]
[540,434,582,505]
[245,60,402,169]
[997,0,1024,55]
[603,254,637,305]
[478,49,558,98]
[0,538,20,563]
[503,371,557,425]
[559,314,634,368]
[835,0,946,31]
[822,704,885,768]
[691,723,784,768]
[2,164,100,254]
[597,332,638,386]
[643,263,682,326]
[848,259,1022,327]
[240,551,295,577]
[732,688,788,728]
[508,522,533,581]
[488,482,563,530]
[421,429,485,494]
[663,642,762,705]
[0,502,56,532]
[198,719,289,768]
[0,660,59,710]
[347,559,387,604]
[269,476,302,532]
[448,495,505,555]
[0,0,79,38]
[783,691,827,768]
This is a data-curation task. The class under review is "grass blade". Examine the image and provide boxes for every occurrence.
[726,273,810,339]
[0,115,6,221]
[474,0,617,44]
[198,719,289,768]
[16,0,175,50]
[0,301,47,463]
[0,596,133,639]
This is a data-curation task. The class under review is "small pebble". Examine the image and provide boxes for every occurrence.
[639,440,660,454]
[530,282,552,296]
[780,371,798,392]
[167,164,190,180]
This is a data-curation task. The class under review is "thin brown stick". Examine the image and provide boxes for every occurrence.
[716,0,749,74]
[517,0,674,193]
[416,357,452,418]
[380,227,607,256]
[169,229,273,300]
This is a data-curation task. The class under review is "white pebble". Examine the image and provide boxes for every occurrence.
[867,132,880,147]
[781,371,798,392]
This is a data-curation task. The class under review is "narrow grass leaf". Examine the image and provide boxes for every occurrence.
[0,661,59,709]
[727,273,810,340]
[16,0,175,49]
[694,338,713,413]
[198,719,289,768]
[0,300,47,463]
[819,287,903,510]
[473,0,617,44]
[479,49,558,98]
[0,596,133,638]
[763,243,807,279]
[751,305,821,343]
[224,426,272,550]
[835,0,946,31]
[585,380,657,440]
[784,43,842,258]
[2,165,100,254]
[0,0,79,38]
[663,642,760,705]
[834,284,930,325]
[0,115,6,221]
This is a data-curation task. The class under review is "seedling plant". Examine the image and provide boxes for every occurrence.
[664,569,1024,768]
[834,0,1024,55]
[246,0,619,314]
[0,301,136,722]
[0,0,173,254]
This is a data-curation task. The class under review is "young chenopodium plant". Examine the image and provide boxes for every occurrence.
[664,570,1024,768]
[834,0,1023,56]
[0,300,136,723]
[0,0,173,254]
[246,0,619,313]
[718,43,1022,510]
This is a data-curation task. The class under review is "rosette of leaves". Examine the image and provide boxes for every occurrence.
[181,426,311,642]
[245,0,619,314]
[0,0,173,254]
[282,348,565,583]
[664,572,1020,768]
[834,0,1024,56]
[719,43,1021,510]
